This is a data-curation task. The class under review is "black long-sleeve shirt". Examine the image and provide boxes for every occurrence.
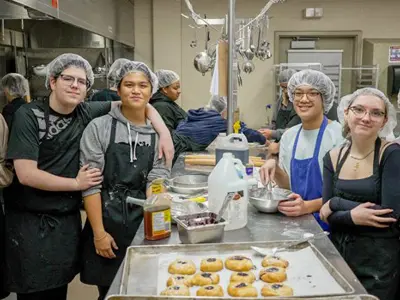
[322,144,400,228]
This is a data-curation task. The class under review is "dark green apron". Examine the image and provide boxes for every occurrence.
[275,102,292,130]
[330,139,400,300]
[80,118,155,287]
[3,101,90,293]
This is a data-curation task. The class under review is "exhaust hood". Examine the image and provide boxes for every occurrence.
[4,0,135,47]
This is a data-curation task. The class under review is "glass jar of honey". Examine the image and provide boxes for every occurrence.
[144,179,172,241]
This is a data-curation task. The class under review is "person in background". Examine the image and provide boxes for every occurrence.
[260,70,343,230]
[80,61,171,300]
[0,113,12,300]
[3,53,173,300]
[176,95,266,146]
[319,88,400,300]
[1,73,29,129]
[260,69,297,138]
[90,58,130,102]
[150,69,187,131]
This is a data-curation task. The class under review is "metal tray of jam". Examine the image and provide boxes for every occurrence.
[114,241,357,299]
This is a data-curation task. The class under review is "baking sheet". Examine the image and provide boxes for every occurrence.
[156,248,344,297]
[119,241,354,299]
[107,295,378,300]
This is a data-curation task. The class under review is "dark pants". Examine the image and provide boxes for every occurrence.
[97,286,109,300]
[17,285,67,300]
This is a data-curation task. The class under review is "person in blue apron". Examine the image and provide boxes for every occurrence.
[3,54,173,300]
[89,58,130,102]
[319,88,400,300]
[79,61,171,300]
[260,70,344,230]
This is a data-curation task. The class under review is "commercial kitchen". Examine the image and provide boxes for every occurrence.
[1,0,400,300]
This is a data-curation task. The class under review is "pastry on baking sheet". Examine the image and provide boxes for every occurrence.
[196,284,224,297]
[166,274,192,287]
[229,271,256,283]
[200,257,224,272]
[259,267,287,283]
[225,255,254,272]
[168,259,196,275]
[261,283,294,296]
[261,255,289,268]
[160,285,190,296]
[227,282,258,297]
[191,272,220,286]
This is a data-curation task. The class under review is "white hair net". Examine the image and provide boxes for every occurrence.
[278,68,297,84]
[206,95,227,113]
[45,53,94,90]
[338,88,397,139]
[1,73,29,98]
[287,69,336,113]
[116,61,159,96]
[107,58,130,88]
[155,69,180,88]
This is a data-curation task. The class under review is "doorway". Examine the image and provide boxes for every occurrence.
[274,31,362,98]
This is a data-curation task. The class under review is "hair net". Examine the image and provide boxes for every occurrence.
[206,95,227,113]
[1,73,29,98]
[45,53,94,90]
[155,69,180,88]
[116,61,159,95]
[278,68,297,84]
[338,88,397,139]
[287,69,336,113]
[107,58,130,88]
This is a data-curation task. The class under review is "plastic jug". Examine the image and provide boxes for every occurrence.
[215,133,249,165]
[208,153,248,231]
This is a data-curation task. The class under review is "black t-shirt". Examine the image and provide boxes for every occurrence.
[7,100,111,163]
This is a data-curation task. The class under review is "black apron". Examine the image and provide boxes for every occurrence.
[80,118,156,287]
[3,101,90,293]
[330,138,400,300]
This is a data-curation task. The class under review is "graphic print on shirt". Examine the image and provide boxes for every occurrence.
[32,108,73,142]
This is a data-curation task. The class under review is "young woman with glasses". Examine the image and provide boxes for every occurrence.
[319,88,400,299]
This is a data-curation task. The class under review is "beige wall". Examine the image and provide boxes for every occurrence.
[135,0,400,128]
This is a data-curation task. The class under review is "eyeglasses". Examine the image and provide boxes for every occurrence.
[293,91,321,101]
[59,74,88,88]
[348,106,385,120]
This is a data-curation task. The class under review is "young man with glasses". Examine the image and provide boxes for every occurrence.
[260,70,343,230]
[2,54,173,300]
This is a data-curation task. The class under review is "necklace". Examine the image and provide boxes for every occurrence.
[349,148,374,171]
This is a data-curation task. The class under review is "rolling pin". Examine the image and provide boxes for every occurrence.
[184,157,265,167]
[185,154,264,161]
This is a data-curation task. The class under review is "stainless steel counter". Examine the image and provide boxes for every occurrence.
[107,154,367,297]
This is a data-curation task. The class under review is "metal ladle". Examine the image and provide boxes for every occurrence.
[244,25,255,61]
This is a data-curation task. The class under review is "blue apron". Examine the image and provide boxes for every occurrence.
[290,116,329,231]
